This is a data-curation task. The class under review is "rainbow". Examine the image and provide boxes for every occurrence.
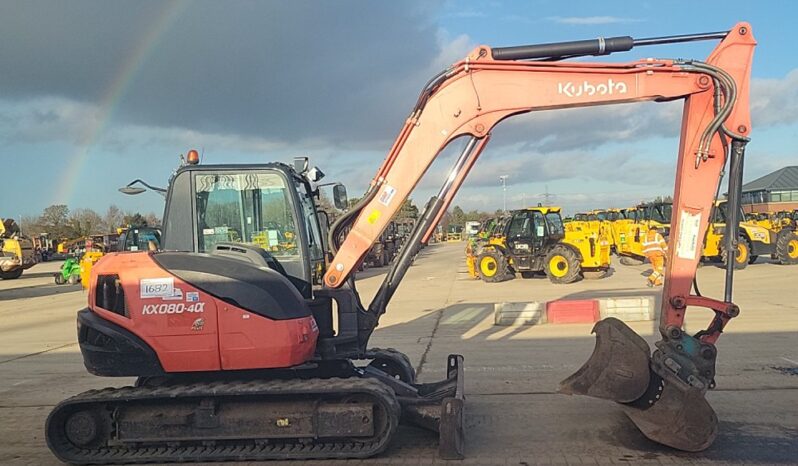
[54,1,188,205]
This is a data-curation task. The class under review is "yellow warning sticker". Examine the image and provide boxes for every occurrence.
[367,210,381,224]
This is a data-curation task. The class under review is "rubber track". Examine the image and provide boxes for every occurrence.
[46,377,400,464]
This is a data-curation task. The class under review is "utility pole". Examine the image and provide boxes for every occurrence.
[499,175,509,212]
[542,185,553,206]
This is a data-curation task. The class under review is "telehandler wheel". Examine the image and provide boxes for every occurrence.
[721,236,750,270]
[476,250,512,283]
[774,230,798,265]
[0,269,23,280]
[54,273,66,285]
[544,246,581,284]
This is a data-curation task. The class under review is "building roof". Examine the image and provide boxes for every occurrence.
[741,166,798,193]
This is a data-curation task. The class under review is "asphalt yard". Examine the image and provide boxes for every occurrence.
[0,243,796,465]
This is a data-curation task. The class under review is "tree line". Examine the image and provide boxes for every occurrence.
[18,204,160,240]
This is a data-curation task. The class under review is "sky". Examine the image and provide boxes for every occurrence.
[1,0,796,218]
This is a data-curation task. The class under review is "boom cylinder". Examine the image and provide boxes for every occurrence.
[491,30,728,61]
[369,137,480,317]
[723,139,747,302]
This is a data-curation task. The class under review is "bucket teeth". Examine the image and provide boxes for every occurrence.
[559,317,651,403]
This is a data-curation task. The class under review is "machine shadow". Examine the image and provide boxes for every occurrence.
[14,271,65,280]
[0,284,83,302]
[369,298,798,463]
[0,317,795,463]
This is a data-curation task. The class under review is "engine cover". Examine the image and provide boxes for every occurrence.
[84,251,318,374]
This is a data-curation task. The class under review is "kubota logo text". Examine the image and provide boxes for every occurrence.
[558,79,628,98]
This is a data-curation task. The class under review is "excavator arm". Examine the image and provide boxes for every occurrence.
[324,23,755,452]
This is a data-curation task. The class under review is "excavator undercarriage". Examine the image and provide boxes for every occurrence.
[47,354,464,464]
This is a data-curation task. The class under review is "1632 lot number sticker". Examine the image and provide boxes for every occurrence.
[140,278,174,298]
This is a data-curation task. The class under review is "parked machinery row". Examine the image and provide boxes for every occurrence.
[362,219,418,268]
[572,201,797,268]
[745,209,797,232]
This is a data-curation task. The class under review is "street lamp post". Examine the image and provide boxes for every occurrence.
[499,175,509,212]
[118,179,167,197]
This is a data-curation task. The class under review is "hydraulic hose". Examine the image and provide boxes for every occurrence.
[327,186,380,255]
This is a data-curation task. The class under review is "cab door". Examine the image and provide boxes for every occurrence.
[530,211,549,254]
[506,211,534,255]
[505,211,543,270]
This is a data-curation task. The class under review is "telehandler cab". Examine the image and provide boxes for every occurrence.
[614,201,673,264]
[48,23,755,462]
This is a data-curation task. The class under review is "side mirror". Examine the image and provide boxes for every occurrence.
[333,184,348,210]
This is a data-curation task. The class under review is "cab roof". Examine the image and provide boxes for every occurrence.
[514,206,561,214]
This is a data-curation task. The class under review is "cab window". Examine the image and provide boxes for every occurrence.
[651,204,673,224]
[194,172,302,275]
[532,211,546,237]
[544,212,564,235]
[123,228,161,251]
[507,212,532,238]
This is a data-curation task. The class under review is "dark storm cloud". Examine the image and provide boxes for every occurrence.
[0,0,445,147]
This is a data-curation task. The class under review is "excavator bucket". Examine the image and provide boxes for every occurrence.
[560,318,718,452]
[623,378,717,452]
[559,318,651,402]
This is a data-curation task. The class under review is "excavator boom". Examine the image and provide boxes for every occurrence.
[325,23,755,451]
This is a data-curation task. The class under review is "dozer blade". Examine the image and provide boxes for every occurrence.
[388,354,465,460]
[559,317,651,402]
[623,371,718,452]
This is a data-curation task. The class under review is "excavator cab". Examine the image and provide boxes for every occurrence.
[160,163,326,293]
[48,159,465,464]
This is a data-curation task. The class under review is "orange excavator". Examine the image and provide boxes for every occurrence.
[47,23,755,462]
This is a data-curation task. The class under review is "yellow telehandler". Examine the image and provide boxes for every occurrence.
[615,202,672,265]
[703,201,798,268]
[466,206,610,283]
